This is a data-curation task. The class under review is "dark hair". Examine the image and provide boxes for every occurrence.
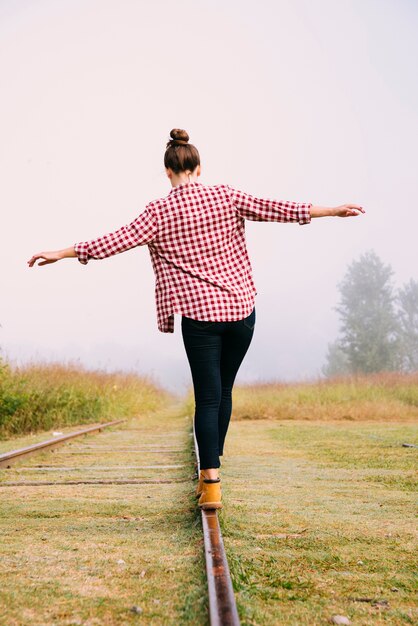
[164,128,200,174]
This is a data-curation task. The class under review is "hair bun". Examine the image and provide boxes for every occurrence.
[164,128,200,173]
[169,128,189,145]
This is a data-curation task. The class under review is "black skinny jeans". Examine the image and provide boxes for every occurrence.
[181,307,256,469]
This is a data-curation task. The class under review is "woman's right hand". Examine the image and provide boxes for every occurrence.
[333,204,365,217]
[310,204,365,218]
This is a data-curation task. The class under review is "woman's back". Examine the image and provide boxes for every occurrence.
[153,182,238,260]
[73,178,312,332]
[147,180,257,332]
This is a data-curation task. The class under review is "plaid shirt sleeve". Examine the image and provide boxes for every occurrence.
[226,185,312,225]
[74,206,158,265]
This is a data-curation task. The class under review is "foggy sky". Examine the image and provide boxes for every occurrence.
[1,0,417,393]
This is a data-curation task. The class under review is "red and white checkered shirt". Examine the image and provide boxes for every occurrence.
[74,182,312,333]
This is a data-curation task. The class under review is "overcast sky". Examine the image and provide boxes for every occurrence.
[0,0,417,393]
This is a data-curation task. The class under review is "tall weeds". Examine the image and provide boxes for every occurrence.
[0,360,172,439]
[231,372,418,421]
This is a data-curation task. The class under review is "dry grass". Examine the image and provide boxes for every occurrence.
[0,360,173,438]
[228,372,418,422]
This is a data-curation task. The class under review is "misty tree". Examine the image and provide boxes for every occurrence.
[322,340,350,377]
[397,278,418,372]
[329,250,400,374]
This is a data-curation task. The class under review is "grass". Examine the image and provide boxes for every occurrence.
[1,367,417,624]
[218,419,418,626]
[0,359,173,439]
[228,372,418,422]
[0,405,209,626]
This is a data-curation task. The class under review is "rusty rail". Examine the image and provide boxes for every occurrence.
[192,424,240,626]
[0,419,126,468]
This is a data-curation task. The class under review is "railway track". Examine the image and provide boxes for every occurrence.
[0,417,240,624]
[0,419,126,469]
[192,425,241,626]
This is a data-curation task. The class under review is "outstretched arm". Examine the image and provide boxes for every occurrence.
[227,185,313,224]
[226,185,365,223]
[28,206,158,268]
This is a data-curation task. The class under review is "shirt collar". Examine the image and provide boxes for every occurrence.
[168,181,202,195]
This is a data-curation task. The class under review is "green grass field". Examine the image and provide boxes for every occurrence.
[0,405,208,626]
[0,366,417,625]
[219,419,417,625]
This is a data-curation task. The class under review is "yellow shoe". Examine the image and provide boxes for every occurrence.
[195,471,221,498]
[195,470,205,498]
[198,478,222,510]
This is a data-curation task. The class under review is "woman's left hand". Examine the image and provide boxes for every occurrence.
[27,251,63,267]
[28,246,77,267]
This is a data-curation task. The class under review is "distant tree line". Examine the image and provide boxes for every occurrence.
[323,250,418,376]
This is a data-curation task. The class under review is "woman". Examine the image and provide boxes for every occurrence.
[28,128,365,510]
